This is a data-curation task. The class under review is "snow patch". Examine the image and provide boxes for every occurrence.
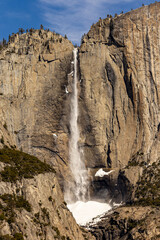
[113,202,123,207]
[68,71,73,75]
[67,201,111,225]
[95,168,115,177]
[53,133,57,138]
[65,86,69,94]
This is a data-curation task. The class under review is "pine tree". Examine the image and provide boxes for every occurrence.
[19,28,25,35]
[2,38,7,46]
[8,34,11,43]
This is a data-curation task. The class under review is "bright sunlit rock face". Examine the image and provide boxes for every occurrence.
[67,201,111,225]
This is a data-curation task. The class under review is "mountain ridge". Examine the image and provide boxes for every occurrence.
[0,2,160,239]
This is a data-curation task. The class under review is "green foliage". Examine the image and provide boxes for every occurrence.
[0,194,31,212]
[0,148,55,182]
[132,160,160,207]
[0,233,24,240]
[34,212,40,219]
[52,226,60,238]
[56,209,61,219]
[41,207,49,220]
[127,150,144,167]
[13,233,24,240]
[0,194,31,225]
[18,28,25,35]
[0,213,5,220]
[2,39,7,46]
[29,28,34,34]
[0,235,12,240]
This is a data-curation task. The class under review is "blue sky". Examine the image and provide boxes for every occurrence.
[0,0,157,44]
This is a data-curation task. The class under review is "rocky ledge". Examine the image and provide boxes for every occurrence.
[0,148,94,240]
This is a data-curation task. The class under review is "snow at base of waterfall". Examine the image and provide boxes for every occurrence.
[67,201,111,225]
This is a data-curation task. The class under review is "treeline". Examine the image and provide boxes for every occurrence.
[0,25,68,51]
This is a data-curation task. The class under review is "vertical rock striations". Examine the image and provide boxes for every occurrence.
[0,30,74,185]
[79,2,160,174]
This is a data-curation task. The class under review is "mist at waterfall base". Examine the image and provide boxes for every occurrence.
[64,48,111,226]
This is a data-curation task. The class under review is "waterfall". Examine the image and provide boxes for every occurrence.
[65,48,88,203]
[66,48,112,226]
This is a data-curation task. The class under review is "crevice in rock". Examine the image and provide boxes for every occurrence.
[122,54,134,107]
[105,61,116,110]
[107,144,112,168]
[116,110,121,133]
[32,145,67,165]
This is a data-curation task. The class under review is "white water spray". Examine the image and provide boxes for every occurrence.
[65,48,111,225]
[65,48,88,203]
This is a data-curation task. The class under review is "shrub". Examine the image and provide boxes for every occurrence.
[0,235,12,240]
[0,148,55,182]
[13,233,24,240]
[132,160,160,207]
[0,194,31,212]
[0,233,24,240]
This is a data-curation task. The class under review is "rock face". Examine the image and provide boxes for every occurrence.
[0,149,94,240]
[0,30,95,240]
[89,206,160,240]
[78,3,160,239]
[0,173,84,240]
[79,2,160,173]
[0,30,74,186]
[0,2,160,240]
[88,157,160,239]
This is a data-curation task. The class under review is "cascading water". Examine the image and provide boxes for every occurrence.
[65,48,112,226]
[65,48,88,203]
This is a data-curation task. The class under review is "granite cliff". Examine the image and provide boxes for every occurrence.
[0,148,93,240]
[0,29,74,187]
[79,2,160,182]
[79,2,160,239]
[0,2,160,240]
[0,30,94,239]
